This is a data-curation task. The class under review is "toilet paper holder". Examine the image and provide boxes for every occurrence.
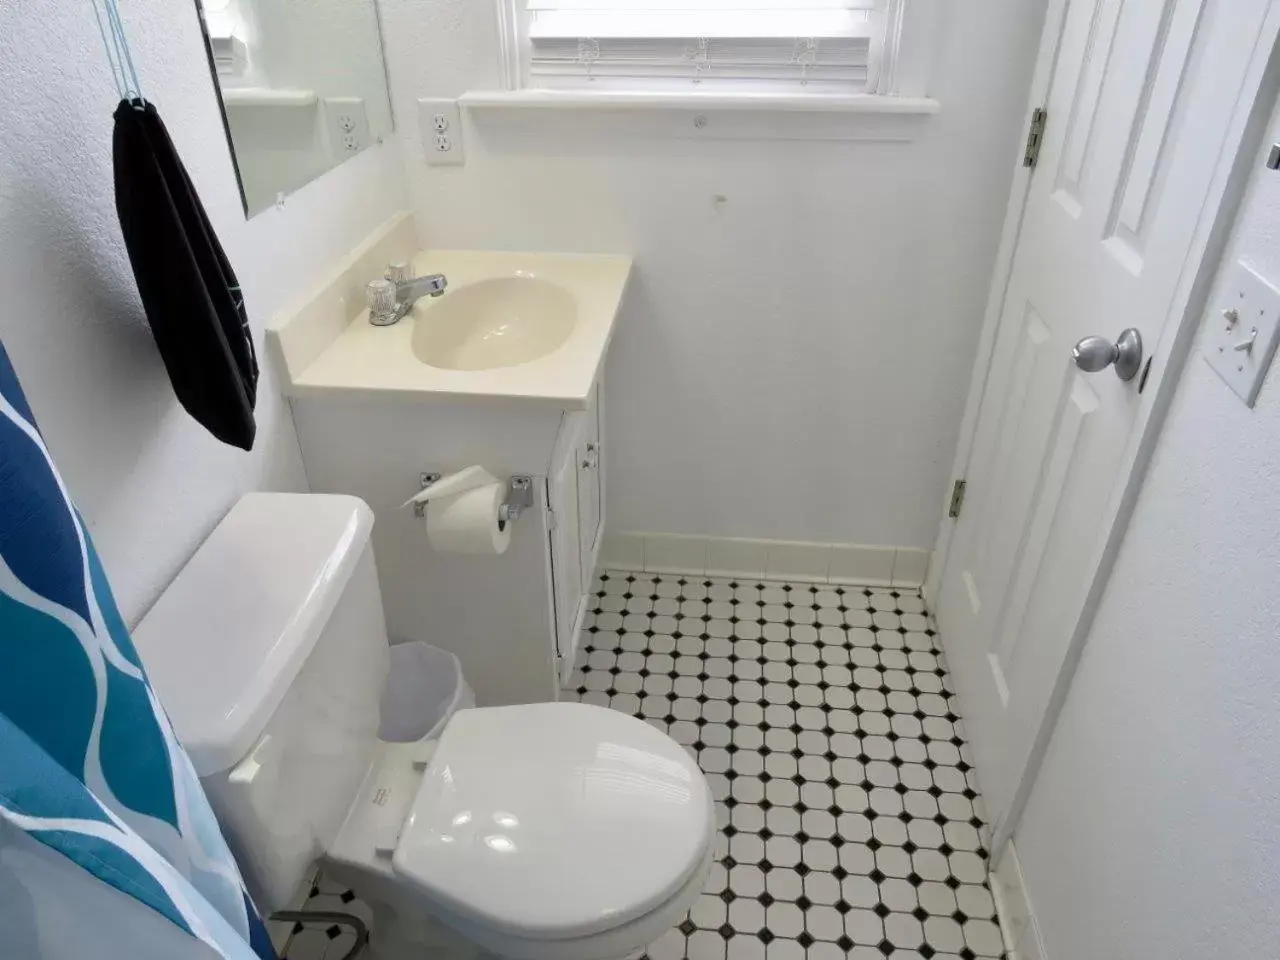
[412,472,535,528]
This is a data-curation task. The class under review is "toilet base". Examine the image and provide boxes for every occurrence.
[363,896,498,960]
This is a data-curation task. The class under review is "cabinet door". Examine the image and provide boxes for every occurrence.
[576,387,603,590]
[549,428,584,664]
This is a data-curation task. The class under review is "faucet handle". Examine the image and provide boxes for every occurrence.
[366,279,398,318]
[385,262,410,284]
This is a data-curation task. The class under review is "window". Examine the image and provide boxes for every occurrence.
[506,0,903,96]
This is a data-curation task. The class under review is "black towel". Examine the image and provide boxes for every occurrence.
[113,99,258,450]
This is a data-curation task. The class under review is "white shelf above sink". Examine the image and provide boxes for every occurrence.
[222,87,318,109]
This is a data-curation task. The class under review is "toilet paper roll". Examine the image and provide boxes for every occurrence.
[425,480,511,555]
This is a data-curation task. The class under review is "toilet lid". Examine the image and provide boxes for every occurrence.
[392,702,713,942]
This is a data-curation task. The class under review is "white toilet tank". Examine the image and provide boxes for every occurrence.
[132,493,391,913]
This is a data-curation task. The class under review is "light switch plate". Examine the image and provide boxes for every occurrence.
[418,98,464,166]
[1203,260,1280,407]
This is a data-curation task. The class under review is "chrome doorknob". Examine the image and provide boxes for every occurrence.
[1072,328,1143,381]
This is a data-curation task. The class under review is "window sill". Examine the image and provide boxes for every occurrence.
[460,89,940,116]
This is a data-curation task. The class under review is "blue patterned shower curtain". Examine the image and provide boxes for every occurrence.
[0,342,275,960]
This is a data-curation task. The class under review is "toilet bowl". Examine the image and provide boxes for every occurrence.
[131,493,713,960]
[325,703,714,960]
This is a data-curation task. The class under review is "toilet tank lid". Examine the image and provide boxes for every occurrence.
[132,493,376,777]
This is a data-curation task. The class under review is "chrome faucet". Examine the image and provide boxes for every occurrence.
[365,262,448,326]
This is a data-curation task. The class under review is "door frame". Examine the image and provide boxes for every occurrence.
[926,0,1280,856]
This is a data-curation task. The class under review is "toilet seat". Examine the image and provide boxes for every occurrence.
[417,831,714,960]
[392,702,714,945]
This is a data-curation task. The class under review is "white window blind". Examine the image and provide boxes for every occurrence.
[525,0,884,92]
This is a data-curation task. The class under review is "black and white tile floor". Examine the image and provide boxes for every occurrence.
[274,870,372,960]
[281,571,1004,960]
[564,572,1004,960]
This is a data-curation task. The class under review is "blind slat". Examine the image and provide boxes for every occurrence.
[529,10,874,40]
[524,0,882,90]
[528,0,875,10]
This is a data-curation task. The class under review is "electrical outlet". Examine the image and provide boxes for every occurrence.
[419,98,464,166]
[323,97,370,159]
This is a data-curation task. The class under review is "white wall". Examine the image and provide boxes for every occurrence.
[1012,89,1280,959]
[377,0,1047,549]
[0,0,406,623]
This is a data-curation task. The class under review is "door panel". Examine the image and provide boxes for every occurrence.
[1052,0,1123,208]
[550,435,584,664]
[937,0,1269,834]
[577,388,602,592]
[1108,0,1209,251]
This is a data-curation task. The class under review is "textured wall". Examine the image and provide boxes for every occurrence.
[1014,88,1280,958]
[378,0,1048,549]
[0,0,407,623]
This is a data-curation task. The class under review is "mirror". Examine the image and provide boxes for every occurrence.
[194,0,395,217]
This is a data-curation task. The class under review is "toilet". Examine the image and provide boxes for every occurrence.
[132,493,714,960]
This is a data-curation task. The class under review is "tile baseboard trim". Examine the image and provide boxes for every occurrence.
[599,531,931,588]
[991,840,1048,960]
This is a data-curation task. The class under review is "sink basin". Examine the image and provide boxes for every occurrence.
[411,276,578,371]
[271,235,632,408]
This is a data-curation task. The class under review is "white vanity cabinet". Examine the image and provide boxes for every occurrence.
[289,383,607,707]
[267,230,631,706]
[548,385,605,674]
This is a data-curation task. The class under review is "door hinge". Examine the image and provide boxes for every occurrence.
[1023,107,1047,168]
[547,506,558,532]
[948,480,967,519]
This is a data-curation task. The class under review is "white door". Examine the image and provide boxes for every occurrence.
[937,0,1275,838]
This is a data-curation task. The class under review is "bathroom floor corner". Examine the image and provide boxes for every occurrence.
[273,870,374,960]
[283,571,1005,960]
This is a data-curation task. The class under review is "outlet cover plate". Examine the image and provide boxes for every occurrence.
[1204,260,1280,407]
[323,97,370,159]
[419,98,464,166]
